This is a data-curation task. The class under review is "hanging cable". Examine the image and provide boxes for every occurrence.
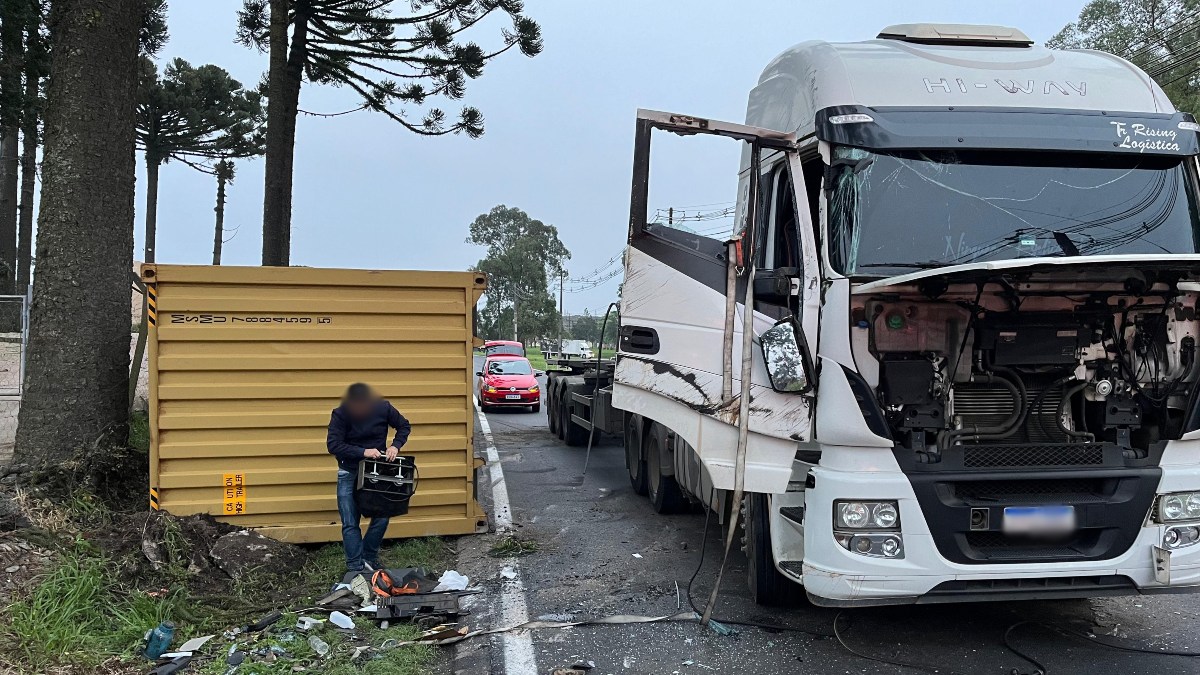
[582,302,620,476]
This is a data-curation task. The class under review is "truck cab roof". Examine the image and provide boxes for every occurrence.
[747,24,1178,137]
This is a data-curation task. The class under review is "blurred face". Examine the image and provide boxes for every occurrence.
[345,396,376,419]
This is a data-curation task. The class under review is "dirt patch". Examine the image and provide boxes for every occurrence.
[0,535,54,605]
[91,511,308,596]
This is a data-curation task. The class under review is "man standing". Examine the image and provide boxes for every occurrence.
[327,383,412,573]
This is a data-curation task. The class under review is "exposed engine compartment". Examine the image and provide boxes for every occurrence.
[855,275,1200,463]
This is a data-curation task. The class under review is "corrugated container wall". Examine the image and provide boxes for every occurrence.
[142,264,488,543]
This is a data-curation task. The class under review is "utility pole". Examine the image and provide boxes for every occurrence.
[668,207,673,226]
[558,269,566,356]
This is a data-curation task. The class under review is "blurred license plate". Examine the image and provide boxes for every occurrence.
[505,394,521,400]
[1003,505,1076,535]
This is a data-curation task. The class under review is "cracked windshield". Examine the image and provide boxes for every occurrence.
[828,146,1200,276]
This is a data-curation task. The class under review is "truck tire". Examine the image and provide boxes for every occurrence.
[553,382,566,440]
[744,493,805,606]
[563,382,589,447]
[547,386,558,434]
[644,423,685,513]
[624,413,648,496]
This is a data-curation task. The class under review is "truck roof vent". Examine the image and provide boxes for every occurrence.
[878,23,1033,47]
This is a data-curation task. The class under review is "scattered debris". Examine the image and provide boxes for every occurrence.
[488,533,539,557]
[142,620,176,659]
[308,635,330,658]
[419,624,470,641]
[433,569,469,591]
[175,634,213,653]
[329,610,356,630]
[632,553,643,559]
[295,616,324,631]
[499,567,518,580]
[247,609,283,632]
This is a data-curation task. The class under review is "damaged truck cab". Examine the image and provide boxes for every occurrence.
[614,23,1200,606]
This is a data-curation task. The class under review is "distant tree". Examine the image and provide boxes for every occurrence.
[16,1,47,292]
[468,205,568,343]
[235,0,543,266]
[570,312,599,344]
[0,0,30,295]
[211,158,236,265]
[136,56,264,262]
[1049,0,1199,112]
[16,0,143,473]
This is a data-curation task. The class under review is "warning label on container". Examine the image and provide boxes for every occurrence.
[223,473,247,515]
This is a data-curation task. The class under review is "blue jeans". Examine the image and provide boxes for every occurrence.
[337,469,390,571]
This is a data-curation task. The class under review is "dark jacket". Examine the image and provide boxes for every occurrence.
[326,400,412,472]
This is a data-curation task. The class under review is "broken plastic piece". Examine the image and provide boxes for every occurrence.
[308,635,330,658]
[295,616,324,631]
[350,646,371,661]
[329,611,355,630]
[432,570,469,592]
[149,656,192,675]
[177,634,215,652]
[705,618,737,637]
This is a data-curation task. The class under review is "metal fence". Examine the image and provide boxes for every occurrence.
[0,290,30,460]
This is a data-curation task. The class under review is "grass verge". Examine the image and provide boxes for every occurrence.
[0,518,450,674]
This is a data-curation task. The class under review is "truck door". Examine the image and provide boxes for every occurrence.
[615,110,819,494]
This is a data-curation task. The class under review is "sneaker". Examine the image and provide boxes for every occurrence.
[364,560,381,571]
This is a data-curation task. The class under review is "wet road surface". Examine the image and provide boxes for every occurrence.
[451,363,1200,675]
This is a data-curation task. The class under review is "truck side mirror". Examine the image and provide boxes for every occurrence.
[759,318,814,394]
[753,267,800,306]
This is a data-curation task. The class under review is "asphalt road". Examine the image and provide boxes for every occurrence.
[454,362,1200,675]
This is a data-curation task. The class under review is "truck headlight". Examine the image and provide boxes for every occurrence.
[1157,492,1200,522]
[834,500,900,530]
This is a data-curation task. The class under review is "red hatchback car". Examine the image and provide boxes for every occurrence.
[477,355,541,413]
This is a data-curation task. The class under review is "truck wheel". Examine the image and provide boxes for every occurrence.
[624,414,648,496]
[563,385,589,447]
[744,493,805,606]
[644,423,685,514]
[554,384,566,440]
[547,389,558,434]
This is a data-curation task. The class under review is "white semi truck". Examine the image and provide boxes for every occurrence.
[545,23,1200,606]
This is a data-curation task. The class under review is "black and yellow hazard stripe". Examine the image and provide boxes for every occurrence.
[150,487,160,511]
[146,283,157,326]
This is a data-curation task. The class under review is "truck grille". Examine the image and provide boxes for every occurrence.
[962,444,1104,469]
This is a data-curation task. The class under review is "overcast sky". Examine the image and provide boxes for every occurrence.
[144,1,1085,314]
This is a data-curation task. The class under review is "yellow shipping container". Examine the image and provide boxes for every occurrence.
[142,264,488,543]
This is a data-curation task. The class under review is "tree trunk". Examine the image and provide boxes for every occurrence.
[213,170,226,265]
[16,65,36,293]
[143,156,158,263]
[15,0,141,468]
[261,0,305,267]
[0,0,21,295]
[512,297,519,342]
[0,131,16,293]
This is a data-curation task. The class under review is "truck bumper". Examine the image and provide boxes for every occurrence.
[787,450,1200,607]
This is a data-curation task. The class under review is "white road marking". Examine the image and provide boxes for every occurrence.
[476,406,538,675]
